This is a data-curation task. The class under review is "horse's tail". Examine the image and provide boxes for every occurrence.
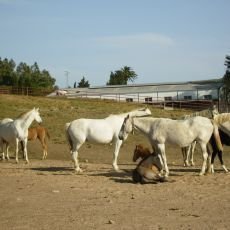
[212,123,223,152]
[65,122,73,151]
[211,114,230,152]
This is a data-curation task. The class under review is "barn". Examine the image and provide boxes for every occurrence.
[59,79,223,110]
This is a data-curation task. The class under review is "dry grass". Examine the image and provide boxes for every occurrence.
[0,94,191,144]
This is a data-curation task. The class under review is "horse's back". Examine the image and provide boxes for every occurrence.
[68,118,115,144]
[148,116,213,146]
[0,118,13,124]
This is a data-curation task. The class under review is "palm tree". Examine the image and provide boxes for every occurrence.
[107,66,137,85]
[121,66,137,83]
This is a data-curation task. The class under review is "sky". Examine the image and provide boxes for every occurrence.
[0,0,229,88]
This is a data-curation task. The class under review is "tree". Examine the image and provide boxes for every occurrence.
[0,57,56,88]
[222,55,230,102]
[0,58,16,86]
[78,76,90,87]
[107,66,137,85]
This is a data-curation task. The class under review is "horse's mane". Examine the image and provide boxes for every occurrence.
[181,106,218,119]
[108,107,147,117]
[213,113,230,125]
[16,111,30,119]
[15,108,35,119]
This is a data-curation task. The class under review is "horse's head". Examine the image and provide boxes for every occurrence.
[129,107,151,118]
[118,115,133,141]
[211,105,219,117]
[33,108,42,124]
[133,144,151,162]
[133,145,141,162]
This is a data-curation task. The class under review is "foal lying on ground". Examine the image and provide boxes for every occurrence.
[132,152,166,184]
[132,144,166,183]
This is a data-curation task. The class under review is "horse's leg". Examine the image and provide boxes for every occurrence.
[1,141,5,160]
[5,143,10,160]
[43,139,48,160]
[112,139,123,171]
[20,141,25,159]
[157,144,169,177]
[181,147,186,166]
[210,148,217,173]
[22,139,29,163]
[72,143,83,173]
[15,139,19,163]
[190,141,196,166]
[185,145,191,167]
[217,150,228,173]
[199,143,209,175]
[40,137,47,160]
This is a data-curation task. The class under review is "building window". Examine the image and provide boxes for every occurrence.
[164,96,172,101]
[204,95,212,100]
[184,95,192,100]
[126,98,133,102]
[145,97,152,102]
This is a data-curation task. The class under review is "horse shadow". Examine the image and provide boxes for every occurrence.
[170,167,201,173]
[30,166,74,175]
[88,169,134,184]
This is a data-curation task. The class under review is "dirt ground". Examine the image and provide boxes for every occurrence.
[0,140,230,230]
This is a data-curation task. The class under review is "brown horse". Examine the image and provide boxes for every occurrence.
[132,153,165,184]
[132,144,166,183]
[21,125,50,159]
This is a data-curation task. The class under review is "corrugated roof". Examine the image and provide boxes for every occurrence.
[61,79,223,96]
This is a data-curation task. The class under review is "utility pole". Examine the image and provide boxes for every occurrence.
[64,71,69,88]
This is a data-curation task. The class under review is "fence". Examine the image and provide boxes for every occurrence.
[0,86,53,96]
[1,86,230,112]
[67,91,229,111]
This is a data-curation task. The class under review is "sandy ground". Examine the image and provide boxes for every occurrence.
[0,141,230,230]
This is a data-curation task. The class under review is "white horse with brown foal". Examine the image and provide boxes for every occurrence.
[0,108,42,163]
[119,115,218,177]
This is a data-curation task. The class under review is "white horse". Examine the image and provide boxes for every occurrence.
[0,108,42,163]
[118,115,215,176]
[65,107,151,172]
[0,118,13,160]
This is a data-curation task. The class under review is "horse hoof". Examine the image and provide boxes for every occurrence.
[75,168,83,173]
[222,165,229,173]
[112,165,119,172]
